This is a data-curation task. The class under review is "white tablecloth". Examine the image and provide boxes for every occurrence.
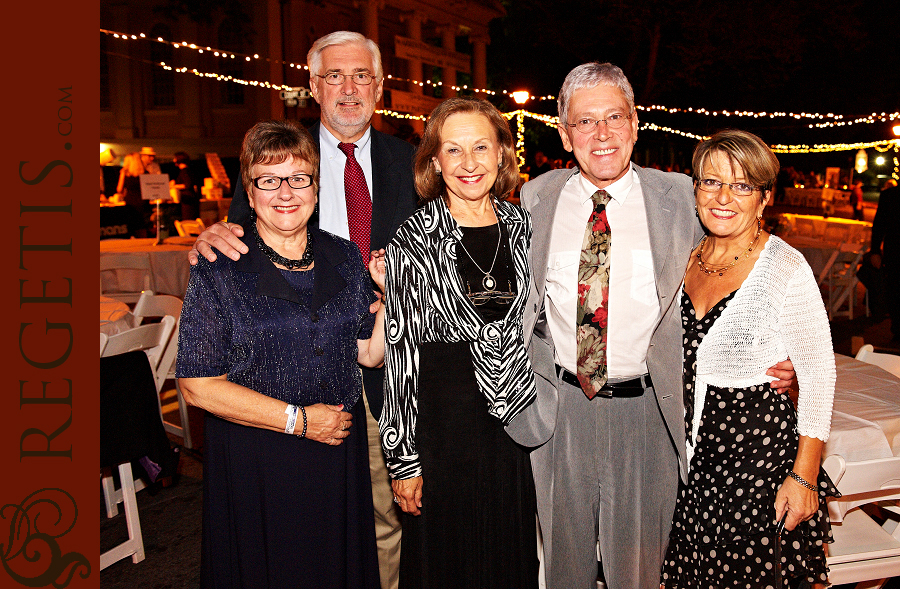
[100,296,135,336]
[100,238,192,298]
[825,354,900,463]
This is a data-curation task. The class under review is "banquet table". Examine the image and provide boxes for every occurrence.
[778,213,871,245]
[820,354,900,583]
[100,238,192,298]
[826,354,900,463]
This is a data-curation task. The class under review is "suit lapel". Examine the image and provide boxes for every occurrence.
[522,168,578,343]
[528,168,578,300]
[370,129,397,250]
[636,164,690,305]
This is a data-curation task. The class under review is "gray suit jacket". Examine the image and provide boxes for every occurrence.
[505,164,704,481]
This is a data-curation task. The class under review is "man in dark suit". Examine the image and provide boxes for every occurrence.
[871,183,900,341]
[190,31,416,589]
[505,62,795,589]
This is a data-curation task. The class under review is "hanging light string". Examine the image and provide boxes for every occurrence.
[103,28,898,123]
[103,50,295,90]
[102,31,900,156]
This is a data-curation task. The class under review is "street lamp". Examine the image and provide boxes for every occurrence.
[511,91,530,105]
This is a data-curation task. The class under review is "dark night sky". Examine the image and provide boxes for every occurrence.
[487,0,899,158]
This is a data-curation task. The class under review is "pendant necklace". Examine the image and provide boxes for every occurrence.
[456,200,502,291]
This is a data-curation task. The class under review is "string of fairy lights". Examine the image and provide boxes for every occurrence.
[102,27,900,177]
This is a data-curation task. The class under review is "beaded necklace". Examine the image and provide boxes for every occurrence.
[254,225,314,270]
[696,219,762,277]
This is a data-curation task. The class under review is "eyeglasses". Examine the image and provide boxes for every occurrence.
[252,174,313,191]
[465,281,517,306]
[316,72,375,86]
[696,178,758,197]
[565,113,633,133]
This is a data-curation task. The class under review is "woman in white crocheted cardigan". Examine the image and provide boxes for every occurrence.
[661,130,837,589]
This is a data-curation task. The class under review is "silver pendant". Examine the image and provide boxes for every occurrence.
[482,274,496,291]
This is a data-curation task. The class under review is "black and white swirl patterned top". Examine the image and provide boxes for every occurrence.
[379,197,536,480]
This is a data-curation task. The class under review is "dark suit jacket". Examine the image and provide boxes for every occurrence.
[228,122,418,417]
[872,185,900,263]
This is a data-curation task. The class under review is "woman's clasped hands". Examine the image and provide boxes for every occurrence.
[302,403,353,446]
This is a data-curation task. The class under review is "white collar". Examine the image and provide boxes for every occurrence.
[575,164,636,205]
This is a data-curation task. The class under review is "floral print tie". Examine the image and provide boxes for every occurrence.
[576,189,611,399]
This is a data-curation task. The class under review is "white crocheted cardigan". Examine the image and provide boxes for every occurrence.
[686,236,836,464]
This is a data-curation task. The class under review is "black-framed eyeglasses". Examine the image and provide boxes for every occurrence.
[316,72,375,86]
[252,174,313,191]
[465,281,517,306]
[696,178,758,197]
[565,113,633,133]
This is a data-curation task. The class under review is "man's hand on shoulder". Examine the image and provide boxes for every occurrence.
[188,221,248,265]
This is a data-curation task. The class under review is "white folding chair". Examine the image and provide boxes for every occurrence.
[822,454,900,588]
[99,315,175,570]
[826,247,866,320]
[100,253,153,305]
[133,291,192,448]
[174,218,205,237]
[856,345,900,379]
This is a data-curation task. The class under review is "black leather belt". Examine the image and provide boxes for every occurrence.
[555,364,652,398]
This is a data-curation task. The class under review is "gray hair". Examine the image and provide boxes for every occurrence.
[307,31,383,81]
[557,62,635,125]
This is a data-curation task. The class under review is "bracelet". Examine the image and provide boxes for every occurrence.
[297,405,308,438]
[789,471,817,491]
[284,404,299,434]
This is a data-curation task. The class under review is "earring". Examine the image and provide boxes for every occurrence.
[435,168,441,174]
[694,205,699,218]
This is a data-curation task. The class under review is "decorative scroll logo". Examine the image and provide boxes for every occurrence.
[0,488,90,587]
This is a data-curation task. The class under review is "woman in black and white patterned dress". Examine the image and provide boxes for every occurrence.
[379,97,539,588]
[661,130,839,588]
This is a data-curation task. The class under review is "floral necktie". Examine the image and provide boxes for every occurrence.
[576,189,612,399]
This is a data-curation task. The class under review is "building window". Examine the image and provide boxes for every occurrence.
[218,19,245,106]
[150,24,176,108]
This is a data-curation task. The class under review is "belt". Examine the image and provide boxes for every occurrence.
[554,364,652,398]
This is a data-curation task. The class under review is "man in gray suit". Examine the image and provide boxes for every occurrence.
[505,62,795,589]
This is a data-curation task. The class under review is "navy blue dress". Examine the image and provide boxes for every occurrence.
[176,228,379,589]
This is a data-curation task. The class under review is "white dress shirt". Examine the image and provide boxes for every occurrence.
[317,125,374,238]
[545,166,660,379]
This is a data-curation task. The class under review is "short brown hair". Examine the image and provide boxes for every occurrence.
[240,120,320,196]
[692,129,780,195]
[414,97,519,204]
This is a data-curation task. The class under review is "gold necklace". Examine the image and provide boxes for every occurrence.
[696,220,762,277]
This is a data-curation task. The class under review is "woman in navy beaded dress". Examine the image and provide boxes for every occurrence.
[176,120,385,589]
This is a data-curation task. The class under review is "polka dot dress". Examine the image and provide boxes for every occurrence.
[660,290,839,588]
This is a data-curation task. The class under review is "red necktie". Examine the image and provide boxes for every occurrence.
[576,189,612,399]
[337,142,372,261]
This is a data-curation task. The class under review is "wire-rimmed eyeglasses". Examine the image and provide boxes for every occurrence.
[252,174,313,191]
[465,280,517,306]
[316,72,376,86]
[696,178,759,197]
[564,113,633,133]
